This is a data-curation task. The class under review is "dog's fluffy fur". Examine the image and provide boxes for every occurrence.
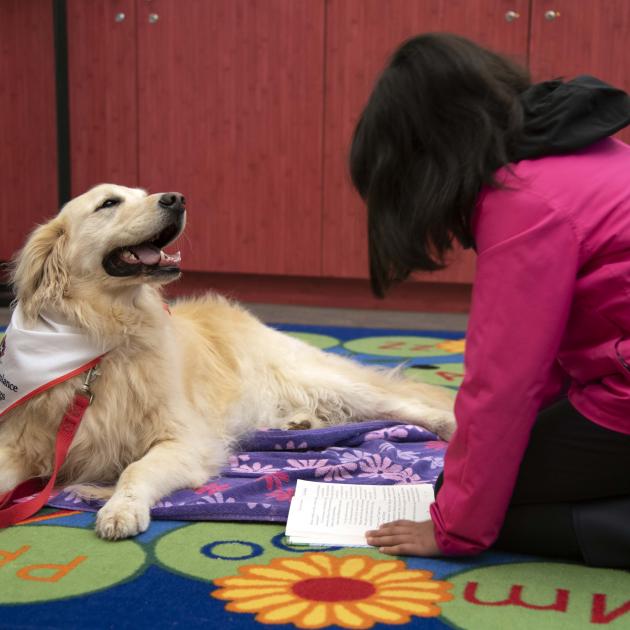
[0,184,456,539]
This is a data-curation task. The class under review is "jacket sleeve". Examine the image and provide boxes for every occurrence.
[430,191,581,555]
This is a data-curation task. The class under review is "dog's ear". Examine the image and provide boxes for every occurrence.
[10,217,69,319]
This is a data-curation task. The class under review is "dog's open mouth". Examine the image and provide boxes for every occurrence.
[103,222,182,277]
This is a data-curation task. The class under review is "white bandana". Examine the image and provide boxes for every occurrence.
[0,303,110,418]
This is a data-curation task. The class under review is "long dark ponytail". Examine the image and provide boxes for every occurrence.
[350,33,531,296]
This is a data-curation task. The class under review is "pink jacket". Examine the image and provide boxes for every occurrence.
[430,138,630,555]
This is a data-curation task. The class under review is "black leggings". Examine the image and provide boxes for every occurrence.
[435,398,630,564]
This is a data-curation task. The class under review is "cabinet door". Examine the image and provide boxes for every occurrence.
[530,0,630,145]
[0,0,58,260]
[137,0,325,276]
[322,0,530,281]
[67,0,138,196]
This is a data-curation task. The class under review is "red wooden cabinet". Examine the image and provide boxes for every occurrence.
[529,0,630,145]
[68,0,326,277]
[0,0,58,261]
[58,0,630,297]
[67,0,139,195]
[136,0,325,276]
[322,0,531,282]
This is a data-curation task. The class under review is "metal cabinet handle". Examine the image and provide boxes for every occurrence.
[544,9,560,20]
[148,13,159,24]
[505,10,520,22]
[115,12,125,23]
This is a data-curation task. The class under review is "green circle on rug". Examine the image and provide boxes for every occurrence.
[440,561,630,629]
[286,332,340,349]
[404,363,464,387]
[0,526,146,604]
[155,523,284,581]
[155,522,389,582]
[343,336,464,357]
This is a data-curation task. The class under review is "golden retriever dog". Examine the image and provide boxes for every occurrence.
[0,184,455,540]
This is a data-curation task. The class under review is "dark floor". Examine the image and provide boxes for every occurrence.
[0,304,468,331]
[246,303,468,331]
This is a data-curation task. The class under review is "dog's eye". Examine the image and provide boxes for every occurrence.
[95,198,121,212]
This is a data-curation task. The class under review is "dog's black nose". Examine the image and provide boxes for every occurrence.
[158,192,186,214]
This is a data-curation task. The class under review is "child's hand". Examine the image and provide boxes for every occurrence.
[365,519,440,556]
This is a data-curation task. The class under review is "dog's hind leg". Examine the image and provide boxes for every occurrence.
[95,435,226,540]
[339,379,456,440]
[348,375,457,440]
[278,353,457,440]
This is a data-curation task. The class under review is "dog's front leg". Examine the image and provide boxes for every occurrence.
[95,438,222,540]
[0,447,28,495]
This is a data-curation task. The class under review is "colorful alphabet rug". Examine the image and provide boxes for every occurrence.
[1,324,628,629]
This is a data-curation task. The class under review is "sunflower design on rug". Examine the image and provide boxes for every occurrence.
[211,553,453,628]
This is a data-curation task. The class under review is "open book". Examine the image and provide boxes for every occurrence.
[285,479,435,547]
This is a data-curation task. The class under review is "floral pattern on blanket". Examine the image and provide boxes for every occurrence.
[48,421,446,522]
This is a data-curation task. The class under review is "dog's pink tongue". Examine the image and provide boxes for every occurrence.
[129,244,161,265]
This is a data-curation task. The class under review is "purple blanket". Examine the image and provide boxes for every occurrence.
[48,421,446,522]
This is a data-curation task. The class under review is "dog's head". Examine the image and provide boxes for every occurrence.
[11,184,186,319]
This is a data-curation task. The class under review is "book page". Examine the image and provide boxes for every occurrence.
[285,480,435,547]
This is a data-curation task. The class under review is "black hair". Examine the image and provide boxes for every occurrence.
[350,33,531,297]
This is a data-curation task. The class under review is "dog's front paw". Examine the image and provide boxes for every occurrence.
[0,452,21,494]
[0,471,22,495]
[95,496,151,540]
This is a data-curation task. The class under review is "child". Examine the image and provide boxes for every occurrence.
[353,33,630,567]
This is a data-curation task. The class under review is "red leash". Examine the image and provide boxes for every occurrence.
[0,365,99,527]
